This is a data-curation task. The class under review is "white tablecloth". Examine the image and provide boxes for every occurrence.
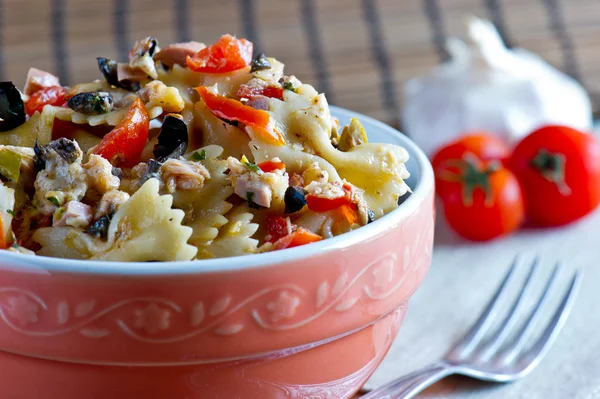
[365,207,600,398]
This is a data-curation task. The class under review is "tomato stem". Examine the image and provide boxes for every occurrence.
[439,154,499,207]
[530,149,572,196]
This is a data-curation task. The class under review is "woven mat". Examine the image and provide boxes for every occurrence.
[1,0,599,130]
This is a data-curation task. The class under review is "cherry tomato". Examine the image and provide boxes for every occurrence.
[258,159,285,173]
[439,156,524,241]
[197,86,284,145]
[509,125,600,226]
[186,34,253,73]
[272,228,322,250]
[266,215,293,243]
[432,133,510,198]
[93,98,149,168]
[25,86,67,116]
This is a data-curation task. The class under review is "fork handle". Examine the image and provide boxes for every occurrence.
[360,362,455,399]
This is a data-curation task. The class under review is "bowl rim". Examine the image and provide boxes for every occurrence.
[0,106,434,276]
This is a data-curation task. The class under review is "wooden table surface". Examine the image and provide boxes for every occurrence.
[360,204,600,398]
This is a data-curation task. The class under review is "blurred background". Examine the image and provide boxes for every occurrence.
[1,0,598,130]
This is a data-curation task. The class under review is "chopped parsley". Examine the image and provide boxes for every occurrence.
[191,149,206,161]
[244,161,260,172]
[246,192,266,210]
[6,209,15,217]
[47,196,60,207]
[282,81,295,91]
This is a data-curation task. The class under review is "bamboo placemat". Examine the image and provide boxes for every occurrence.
[1,0,599,131]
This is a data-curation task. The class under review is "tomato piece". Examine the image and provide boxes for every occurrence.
[509,125,600,226]
[186,34,253,73]
[25,86,67,116]
[258,159,285,173]
[92,98,149,168]
[197,86,285,145]
[432,133,510,199]
[266,215,293,243]
[440,156,524,241]
[272,228,322,250]
[236,84,283,100]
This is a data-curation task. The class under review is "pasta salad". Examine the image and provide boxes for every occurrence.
[0,35,410,261]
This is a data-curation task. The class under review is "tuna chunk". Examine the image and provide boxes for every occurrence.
[53,201,93,229]
[154,41,206,67]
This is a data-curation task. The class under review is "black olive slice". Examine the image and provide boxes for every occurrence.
[284,186,307,214]
[0,82,26,132]
[250,53,271,73]
[153,114,188,161]
[86,213,113,240]
[67,92,114,114]
[96,57,142,91]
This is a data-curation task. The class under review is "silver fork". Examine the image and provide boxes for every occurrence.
[361,257,582,399]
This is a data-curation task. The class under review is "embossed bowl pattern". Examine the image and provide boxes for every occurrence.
[0,107,435,399]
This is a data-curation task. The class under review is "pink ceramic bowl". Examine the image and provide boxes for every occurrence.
[0,107,434,399]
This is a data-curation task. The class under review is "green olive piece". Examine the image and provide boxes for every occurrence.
[338,118,368,152]
[0,149,21,182]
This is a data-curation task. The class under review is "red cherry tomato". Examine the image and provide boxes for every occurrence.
[509,125,600,226]
[197,86,284,145]
[25,86,67,116]
[92,98,149,168]
[432,133,510,198]
[439,156,524,241]
[186,34,252,73]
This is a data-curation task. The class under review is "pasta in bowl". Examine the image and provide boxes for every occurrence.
[0,35,410,261]
[0,35,434,399]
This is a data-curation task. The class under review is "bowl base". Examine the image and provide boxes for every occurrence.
[0,309,405,399]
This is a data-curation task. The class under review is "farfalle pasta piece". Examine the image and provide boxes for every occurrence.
[173,146,234,252]
[34,179,197,261]
[197,204,259,259]
[191,101,251,159]
[264,90,410,217]
[52,103,163,127]
[0,106,55,146]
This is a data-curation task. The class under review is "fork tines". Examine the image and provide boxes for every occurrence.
[445,256,582,379]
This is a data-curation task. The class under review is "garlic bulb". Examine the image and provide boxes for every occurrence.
[402,17,592,156]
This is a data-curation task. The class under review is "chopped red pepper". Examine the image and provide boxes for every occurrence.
[25,86,67,116]
[272,228,322,250]
[0,217,7,250]
[266,215,293,243]
[92,98,149,168]
[306,195,352,212]
[236,84,283,101]
[186,34,253,73]
[337,203,359,225]
[258,159,285,173]
[196,86,285,145]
